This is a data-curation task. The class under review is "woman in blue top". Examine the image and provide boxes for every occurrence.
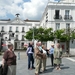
[49,43,54,66]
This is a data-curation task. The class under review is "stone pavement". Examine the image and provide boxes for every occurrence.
[0,51,75,75]
[16,52,75,75]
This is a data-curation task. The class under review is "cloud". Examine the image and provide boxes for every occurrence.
[0,0,53,20]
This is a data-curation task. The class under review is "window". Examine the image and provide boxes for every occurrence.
[22,35,24,38]
[66,23,70,29]
[16,27,18,31]
[65,10,70,19]
[56,23,60,30]
[55,10,60,19]
[1,26,4,31]
[46,12,48,22]
[65,10,70,16]
[22,35,24,40]
[22,27,24,31]
[21,43,24,47]
[16,35,18,39]
[9,26,12,31]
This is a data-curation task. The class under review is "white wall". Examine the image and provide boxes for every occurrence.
[70,39,75,55]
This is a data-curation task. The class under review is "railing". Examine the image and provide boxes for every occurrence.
[15,38,19,41]
[21,38,25,41]
[22,31,25,32]
[54,15,62,20]
[1,30,5,32]
[9,31,12,32]
[15,31,19,32]
[64,15,72,20]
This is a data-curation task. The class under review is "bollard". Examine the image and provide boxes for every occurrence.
[18,52,20,60]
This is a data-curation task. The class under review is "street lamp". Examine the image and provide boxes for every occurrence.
[0,33,2,52]
[32,23,35,46]
[0,33,4,52]
[32,27,34,44]
[10,33,15,51]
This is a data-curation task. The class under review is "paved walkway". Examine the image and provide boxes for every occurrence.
[0,52,75,75]
[16,52,75,75]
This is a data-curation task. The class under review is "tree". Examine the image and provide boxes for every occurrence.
[25,27,75,54]
[54,28,75,55]
[25,27,54,42]
[25,27,38,40]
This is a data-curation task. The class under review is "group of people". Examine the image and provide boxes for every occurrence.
[1,41,63,75]
[26,41,63,75]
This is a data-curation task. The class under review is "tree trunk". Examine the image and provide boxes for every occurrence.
[66,41,70,56]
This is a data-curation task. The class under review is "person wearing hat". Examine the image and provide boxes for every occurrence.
[49,42,54,67]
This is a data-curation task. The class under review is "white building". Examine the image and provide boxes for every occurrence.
[0,14,40,50]
[40,0,75,54]
[0,0,75,54]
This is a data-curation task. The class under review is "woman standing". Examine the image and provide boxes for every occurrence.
[2,43,16,75]
[26,42,35,70]
[54,43,62,70]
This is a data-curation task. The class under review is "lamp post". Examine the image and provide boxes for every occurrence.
[10,33,15,51]
[32,26,35,48]
[0,33,4,52]
[0,33,2,52]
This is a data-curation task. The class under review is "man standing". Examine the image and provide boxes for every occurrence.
[49,43,54,67]
[26,42,35,70]
[35,42,43,75]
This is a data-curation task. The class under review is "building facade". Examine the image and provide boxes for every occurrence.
[40,0,75,54]
[0,15,40,50]
[0,0,75,54]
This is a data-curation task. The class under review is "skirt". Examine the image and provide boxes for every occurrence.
[7,65,16,75]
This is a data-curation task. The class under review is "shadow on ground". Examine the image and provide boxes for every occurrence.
[61,66,70,70]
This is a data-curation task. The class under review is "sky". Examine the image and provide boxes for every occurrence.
[0,0,59,20]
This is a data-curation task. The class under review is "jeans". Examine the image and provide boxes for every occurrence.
[28,53,34,69]
[50,54,54,66]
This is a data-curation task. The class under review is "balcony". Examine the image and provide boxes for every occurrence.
[21,38,25,41]
[9,30,12,32]
[1,30,5,32]
[15,31,19,33]
[22,30,25,33]
[64,15,72,20]
[54,15,62,20]
[15,38,19,41]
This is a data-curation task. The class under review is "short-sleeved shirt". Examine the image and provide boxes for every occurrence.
[50,47,54,54]
[3,50,16,66]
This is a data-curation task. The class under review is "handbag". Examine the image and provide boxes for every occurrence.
[0,65,3,75]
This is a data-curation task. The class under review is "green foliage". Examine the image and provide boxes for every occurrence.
[70,29,75,39]
[25,27,75,42]
[25,27,54,42]
[25,30,33,40]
